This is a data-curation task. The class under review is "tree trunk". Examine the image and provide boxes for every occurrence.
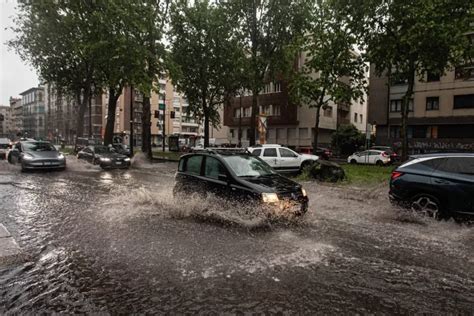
[203,102,210,148]
[104,88,121,145]
[249,90,258,146]
[400,67,415,161]
[312,105,322,155]
[75,86,90,138]
[141,95,152,159]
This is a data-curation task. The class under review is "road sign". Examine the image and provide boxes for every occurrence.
[159,103,165,110]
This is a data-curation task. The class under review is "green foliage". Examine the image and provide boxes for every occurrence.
[168,0,245,146]
[341,164,393,186]
[331,124,365,155]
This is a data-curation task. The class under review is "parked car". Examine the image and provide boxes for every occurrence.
[74,137,102,154]
[315,147,333,160]
[248,144,319,172]
[77,145,130,169]
[389,153,474,219]
[8,140,66,171]
[112,143,131,157]
[347,150,391,166]
[173,149,308,216]
[0,138,10,159]
[371,146,399,162]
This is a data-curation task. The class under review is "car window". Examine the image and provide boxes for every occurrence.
[279,148,298,158]
[23,142,56,152]
[358,151,367,156]
[185,155,203,175]
[15,143,21,151]
[251,149,261,157]
[369,151,380,156]
[178,158,185,172]
[438,157,474,175]
[263,148,277,157]
[204,157,226,179]
[223,155,274,177]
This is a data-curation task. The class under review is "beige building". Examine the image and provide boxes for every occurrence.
[368,62,474,153]
[0,105,12,138]
[9,97,22,137]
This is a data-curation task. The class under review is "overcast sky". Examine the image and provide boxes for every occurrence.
[1,1,39,106]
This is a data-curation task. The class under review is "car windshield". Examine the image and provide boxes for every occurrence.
[94,146,113,154]
[223,155,275,177]
[23,142,56,152]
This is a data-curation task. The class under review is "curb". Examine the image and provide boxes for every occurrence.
[152,156,180,162]
[0,223,24,267]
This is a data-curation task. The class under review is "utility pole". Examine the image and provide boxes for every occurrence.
[162,91,166,152]
[130,85,134,157]
[238,93,242,147]
[88,92,92,138]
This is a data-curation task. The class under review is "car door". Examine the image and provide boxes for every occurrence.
[181,155,207,197]
[356,151,369,164]
[81,147,94,162]
[261,148,279,168]
[203,156,230,198]
[433,157,474,214]
[368,151,380,164]
[278,147,300,170]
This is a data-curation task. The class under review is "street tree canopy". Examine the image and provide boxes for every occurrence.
[288,0,367,154]
[168,0,245,147]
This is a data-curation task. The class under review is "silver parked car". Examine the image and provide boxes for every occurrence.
[8,140,66,171]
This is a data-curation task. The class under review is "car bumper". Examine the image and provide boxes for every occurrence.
[265,196,309,217]
[99,161,130,169]
[22,160,66,170]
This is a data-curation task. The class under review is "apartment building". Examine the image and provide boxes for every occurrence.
[0,105,12,138]
[9,97,22,137]
[20,86,45,139]
[368,64,474,153]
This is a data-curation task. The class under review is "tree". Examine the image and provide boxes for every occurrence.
[168,0,245,147]
[225,0,309,146]
[331,124,365,156]
[363,0,473,160]
[288,0,367,155]
[9,0,100,138]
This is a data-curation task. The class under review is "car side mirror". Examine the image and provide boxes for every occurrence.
[218,174,228,182]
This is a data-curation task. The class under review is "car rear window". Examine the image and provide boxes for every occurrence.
[437,157,474,175]
[185,155,203,175]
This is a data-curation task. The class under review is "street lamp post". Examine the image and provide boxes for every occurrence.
[162,92,166,152]
[130,85,134,157]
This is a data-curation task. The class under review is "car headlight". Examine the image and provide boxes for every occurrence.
[100,157,111,162]
[262,192,279,203]
[58,153,65,160]
[301,188,307,197]
[23,153,34,160]
[124,158,130,161]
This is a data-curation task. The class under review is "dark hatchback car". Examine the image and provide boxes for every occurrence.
[77,145,130,169]
[112,143,131,157]
[173,149,309,216]
[390,153,474,219]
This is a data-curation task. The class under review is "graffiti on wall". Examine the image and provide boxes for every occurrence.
[392,139,474,152]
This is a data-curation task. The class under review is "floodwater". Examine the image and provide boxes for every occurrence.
[0,156,472,314]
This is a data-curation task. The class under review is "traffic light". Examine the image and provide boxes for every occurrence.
[0,114,4,122]
[154,110,160,118]
[170,111,175,119]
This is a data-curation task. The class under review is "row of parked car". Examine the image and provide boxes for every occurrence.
[2,138,132,171]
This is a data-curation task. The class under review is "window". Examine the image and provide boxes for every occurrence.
[360,114,363,123]
[263,148,277,157]
[185,155,202,175]
[438,157,474,175]
[426,97,439,111]
[453,94,474,109]
[354,113,358,122]
[272,105,280,116]
[233,108,241,118]
[426,72,440,82]
[244,107,251,117]
[251,149,261,157]
[426,126,438,139]
[455,66,474,80]
[390,99,413,112]
[279,148,297,158]
[323,106,333,117]
[230,129,234,138]
[204,157,226,179]
[390,126,401,138]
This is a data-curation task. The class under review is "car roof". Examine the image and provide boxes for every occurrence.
[410,153,474,159]
[181,148,253,159]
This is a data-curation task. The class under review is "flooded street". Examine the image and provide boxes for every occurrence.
[0,157,473,314]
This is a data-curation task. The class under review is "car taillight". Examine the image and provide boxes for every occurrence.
[382,152,388,157]
[391,171,403,180]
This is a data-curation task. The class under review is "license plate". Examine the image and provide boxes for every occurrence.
[43,162,52,165]
[116,161,122,165]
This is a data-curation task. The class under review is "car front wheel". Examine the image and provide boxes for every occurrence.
[410,194,443,219]
[350,159,357,164]
[376,160,384,166]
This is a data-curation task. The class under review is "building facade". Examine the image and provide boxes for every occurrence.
[9,97,22,137]
[368,65,474,153]
[0,105,12,138]
[20,86,45,139]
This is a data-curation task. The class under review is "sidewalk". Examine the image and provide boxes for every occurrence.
[0,223,23,266]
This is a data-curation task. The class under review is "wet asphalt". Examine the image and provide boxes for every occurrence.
[0,156,473,314]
